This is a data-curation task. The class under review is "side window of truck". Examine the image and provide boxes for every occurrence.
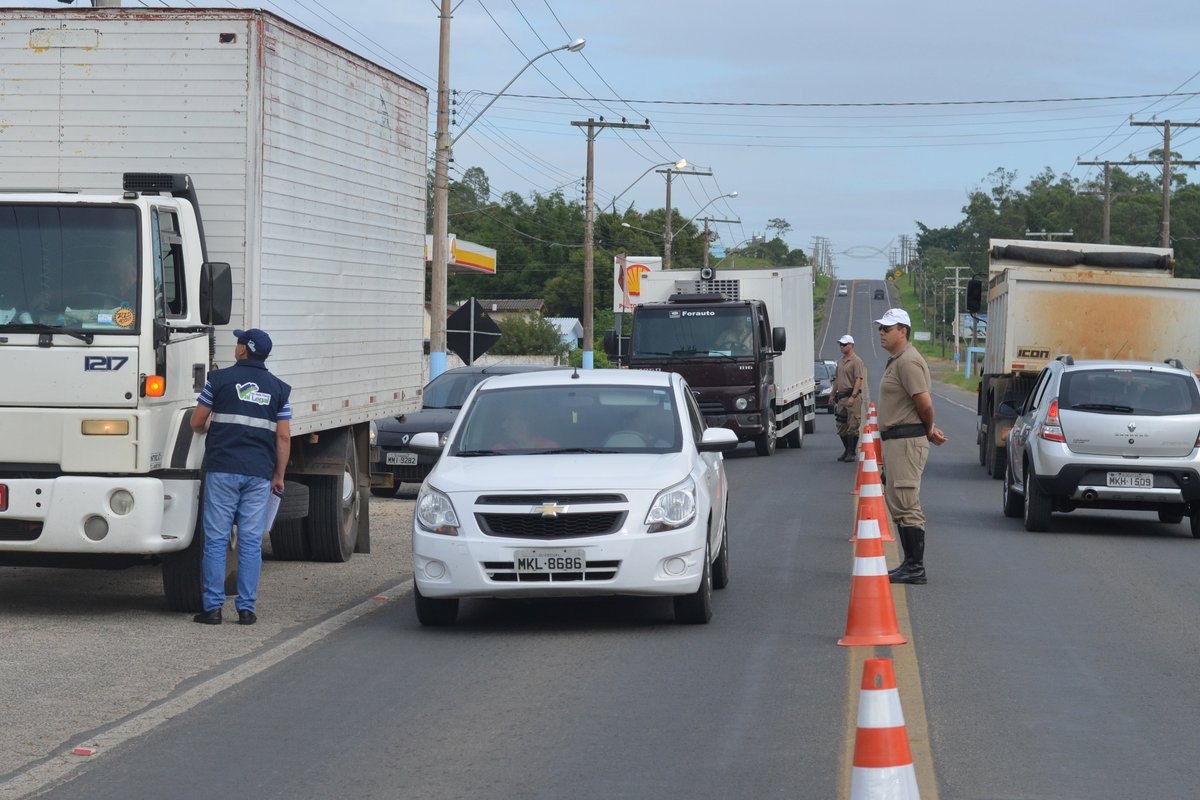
[152,208,186,318]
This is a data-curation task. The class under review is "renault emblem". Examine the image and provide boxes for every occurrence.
[1127,422,1137,433]
[532,502,567,518]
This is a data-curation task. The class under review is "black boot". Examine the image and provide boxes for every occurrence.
[837,435,852,461]
[846,435,859,462]
[890,528,926,584]
[888,526,912,578]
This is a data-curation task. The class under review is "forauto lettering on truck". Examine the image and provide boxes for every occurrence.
[0,8,427,610]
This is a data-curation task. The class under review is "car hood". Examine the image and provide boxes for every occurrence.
[428,452,694,494]
[379,408,459,435]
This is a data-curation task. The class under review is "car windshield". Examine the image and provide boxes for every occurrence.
[451,384,682,454]
[422,371,491,409]
[1061,369,1200,416]
[814,362,831,380]
[0,204,141,333]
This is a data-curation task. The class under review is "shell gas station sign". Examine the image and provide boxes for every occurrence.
[613,255,662,312]
[424,234,497,275]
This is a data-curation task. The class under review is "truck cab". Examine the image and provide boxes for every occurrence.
[622,293,787,455]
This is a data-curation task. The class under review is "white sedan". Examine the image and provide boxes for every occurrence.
[408,368,738,625]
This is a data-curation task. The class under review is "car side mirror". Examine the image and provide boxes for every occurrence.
[997,399,1020,417]
[698,427,739,453]
[408,431,443,456]
[966,278,982,314]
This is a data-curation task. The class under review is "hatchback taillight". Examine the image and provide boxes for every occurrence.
[0,484,7,512]
[1040,398,1066,443]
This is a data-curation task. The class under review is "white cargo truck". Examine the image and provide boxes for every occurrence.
[970,239,1200,478]
[606,266,817,455]
[0,8,427,609]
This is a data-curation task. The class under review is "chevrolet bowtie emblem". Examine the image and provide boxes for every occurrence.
[532,502,567,518]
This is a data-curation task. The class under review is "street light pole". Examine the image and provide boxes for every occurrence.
[657,167,712,269]
[610,159,686,213]
[699,216,740,269]
[428,27,585,380]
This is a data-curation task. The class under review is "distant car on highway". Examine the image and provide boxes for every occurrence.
[837,283,848,297]
[372,364,556,496]
[407,368,739,625]
[873,288,886,300]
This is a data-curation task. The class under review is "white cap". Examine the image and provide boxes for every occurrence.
[838,334,855,345]
[875,308,911,327]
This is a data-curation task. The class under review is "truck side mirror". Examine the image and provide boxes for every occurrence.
[772,326,786,352]
[602,329,619,357]
[966,278,982,313]
[200,262,232,325]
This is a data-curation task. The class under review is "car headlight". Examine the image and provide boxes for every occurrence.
[415,485,460,535]
[645,476,697,533]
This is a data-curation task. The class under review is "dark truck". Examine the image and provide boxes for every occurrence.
[606,267,815,456]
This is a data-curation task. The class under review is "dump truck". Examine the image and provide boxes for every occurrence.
[0,8,427,609]
[970,239,1200,478]
[607,266,816,455]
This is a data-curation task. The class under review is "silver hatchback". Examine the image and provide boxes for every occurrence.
[1001,356,1200,535]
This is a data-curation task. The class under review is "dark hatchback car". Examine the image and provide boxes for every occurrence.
[873,288,886,300]
[815,360,835,412]
[371,364,556,496]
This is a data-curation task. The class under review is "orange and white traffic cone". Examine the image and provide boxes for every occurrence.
[849,657,920,799]
[839,518,906,646]
[867,404,884,469]
[851,456,894,542]
[854,427,880,494]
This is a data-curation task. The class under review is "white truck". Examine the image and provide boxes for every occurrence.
[970,239,1200,478]
[606,266,817,455]
[0,8,427,609]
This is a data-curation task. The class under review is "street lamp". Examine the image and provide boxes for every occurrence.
[679,192,738,235]
[429,19,585,380]
[610,159,686,212]
[620,221,661,237]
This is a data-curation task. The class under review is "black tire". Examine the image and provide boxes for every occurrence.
[786,417,804,448]
[414,585,459,626]
[712,513,730,590]
[674,542,713,624]
[1190,511,1200,539]
[371,486,398,498]
[754,411,776,457]
[269,518,310,560]
[307,431,362,562]
[1023,462,1052,532]
[978,422,987,466]
[989,437,1006,481]
[1158,509,1185,524]
[162,478,235,611]
[1002,462,1024,518]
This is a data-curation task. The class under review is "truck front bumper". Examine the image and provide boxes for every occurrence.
[0,476,198,554]
[703,412,764,441]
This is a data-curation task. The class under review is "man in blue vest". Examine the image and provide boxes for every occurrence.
[190,328,292,625]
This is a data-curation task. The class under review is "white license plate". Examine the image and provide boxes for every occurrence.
[1106,472,1153,488]
[513,548,586,573]
[386,452,419,466]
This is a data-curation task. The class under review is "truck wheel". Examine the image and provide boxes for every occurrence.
[414,585,459,626]
[162,537,204,612]
[786,416,804,448]
[989,438,1006,480]
[1023,462,1052,532]
[978,423,987,466]
[269,518,310,560]
[754,412,776,456]
[307,431,361,562]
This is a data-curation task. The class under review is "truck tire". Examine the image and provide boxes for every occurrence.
[754,411,776,456]
[786,414,804,448]
[162,478,235,611]
[269,518,310,561]
[988,435,1006,480]
[307,431,362,562]
[978,423,987,466]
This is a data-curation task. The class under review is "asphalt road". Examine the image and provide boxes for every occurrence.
[5,280,1200,799]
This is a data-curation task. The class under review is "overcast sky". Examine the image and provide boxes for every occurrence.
[15,1,1200,278]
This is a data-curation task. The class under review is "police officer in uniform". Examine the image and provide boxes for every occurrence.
[190,328,292,624]
[875,309,946,585]
[830,334,865,461]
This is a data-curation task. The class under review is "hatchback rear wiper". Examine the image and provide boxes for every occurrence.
[1070,403,1134,413]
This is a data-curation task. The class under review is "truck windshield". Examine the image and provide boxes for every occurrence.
[0,205,140,333]
[632,307,755,358]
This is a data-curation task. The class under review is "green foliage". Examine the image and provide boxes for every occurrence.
[568,345,613,369]
[490,315,565,357]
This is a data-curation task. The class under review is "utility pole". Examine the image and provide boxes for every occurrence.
[428,0,453,380]
[658,167,712,269]
[699,216,739,269]
[1129,120,1200,247]
[1076,160,1115,243]
[572,118,650,368]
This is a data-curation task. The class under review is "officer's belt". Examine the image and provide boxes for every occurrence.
[879,423,926,441]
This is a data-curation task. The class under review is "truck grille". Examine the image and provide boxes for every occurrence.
[482,559,620,582]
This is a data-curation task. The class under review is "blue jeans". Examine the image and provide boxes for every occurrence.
[201,471,271,613]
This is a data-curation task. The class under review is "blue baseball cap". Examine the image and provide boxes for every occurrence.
[234,328,272,359]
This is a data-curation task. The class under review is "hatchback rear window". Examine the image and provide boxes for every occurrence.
[1061,369,1200,415]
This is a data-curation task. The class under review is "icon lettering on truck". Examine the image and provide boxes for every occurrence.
[84,356,129,371]
[1016,346,1050,360]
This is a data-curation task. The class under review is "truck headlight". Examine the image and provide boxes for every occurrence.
[415,485,460,535]
[734,397,750,411]
[645,477,697,532]
[369,420,379,447]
